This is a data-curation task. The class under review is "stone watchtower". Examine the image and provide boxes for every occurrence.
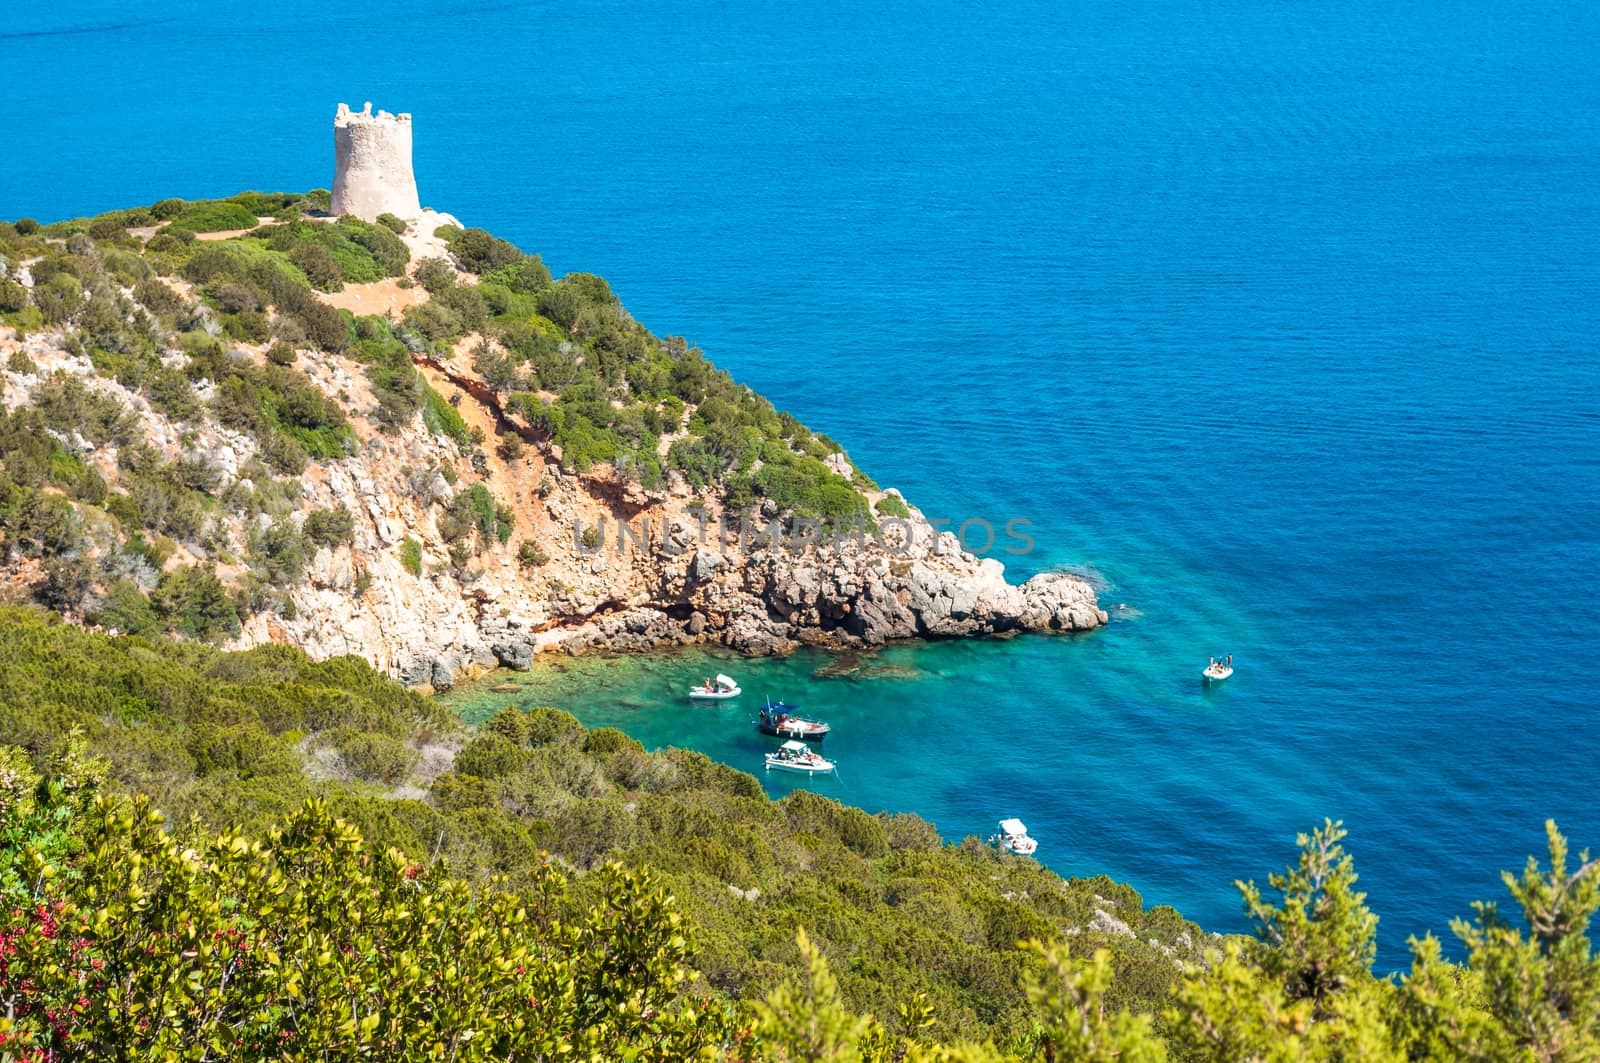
[330,102,422,221]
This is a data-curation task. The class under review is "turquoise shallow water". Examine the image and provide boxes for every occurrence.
[9,0,1600,966]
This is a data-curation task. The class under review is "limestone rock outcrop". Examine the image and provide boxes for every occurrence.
[543,509,1107,661]
[2,320,1105,690]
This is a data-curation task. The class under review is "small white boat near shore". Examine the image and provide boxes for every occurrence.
[990,818,1038,856]
[1203,656,1233,682]
[690,673,741,700]
[764,740,836,775]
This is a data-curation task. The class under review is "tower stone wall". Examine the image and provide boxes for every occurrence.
[330,102,422,221]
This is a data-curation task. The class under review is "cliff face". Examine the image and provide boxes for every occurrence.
[0,204,1104,690]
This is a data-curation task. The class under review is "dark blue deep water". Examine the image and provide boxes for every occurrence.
[7,0,1598,966]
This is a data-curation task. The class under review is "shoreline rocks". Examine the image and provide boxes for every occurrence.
[238,467,1109,691]
[542,514,1107,672]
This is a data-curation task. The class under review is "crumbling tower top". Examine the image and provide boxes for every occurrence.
[330,102,422,221]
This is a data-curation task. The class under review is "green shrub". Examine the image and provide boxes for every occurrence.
[31,372,135,445]
[224,191,305,216]
[339,216,409,275]
[150,564,239,640]
[167,201,258,233]
[439,483,511,545]
[519,706,584,747]
[33,274,82,324]
[875,492,911,519]
[583,727,644,755]
[325,239,383,285]
[250,519,306,586]
[781,789,891,858]
[303,505,355,547]
[145,366,200,421]
[296,301,350,352]
[328,726,418,784]
[376,212,407,234]
[482,254,552,293]
[132,278,184,317]
[497,433,525,462]
[211,281,264,314]
[748,456,869,523]
[659,395,686,430]
[413,256,455,293]
[93,579,160,637]
[434,284,488,333]
[210,360,354,469]
[0,277,28,314]
[181,241,310,306]
[446,227,521,274]
[187,723,299,778]
[536,283,584,331]
[97,246,144,287]
[222,309,271,343]
[474,345,526,393]
[400,300,462,344]
[483,706,533,745]
[400,536,422,575]
[290,241,343,291]
[421,384,473,447]
[143,232,189,257]
[455,732,527,779]
[87,215,127,241]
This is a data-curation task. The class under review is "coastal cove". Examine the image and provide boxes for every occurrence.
[441,531,1587,978]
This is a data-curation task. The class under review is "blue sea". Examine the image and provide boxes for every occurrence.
[7,0,1598,967]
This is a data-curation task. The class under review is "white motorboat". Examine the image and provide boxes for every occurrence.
[689,673,741,700]
[990,818,1038,856]
[1203,661,1233,682]
[764,740,836,775]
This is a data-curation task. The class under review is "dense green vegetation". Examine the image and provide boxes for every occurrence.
[5,191,881,526]
[0,353,356,633]
[0,608,1195,1045]
[0,609,1595,1059]
[1,195,869,483]
[409,220,872,522]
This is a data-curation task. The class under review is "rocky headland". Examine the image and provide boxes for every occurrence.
[0,185,1104,691]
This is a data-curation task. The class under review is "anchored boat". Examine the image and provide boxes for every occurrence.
[757,700,831,741]
[1203,657,1233,682]
[689,673,741,700]
[764,740,836,775]
[989,818,1038,856]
